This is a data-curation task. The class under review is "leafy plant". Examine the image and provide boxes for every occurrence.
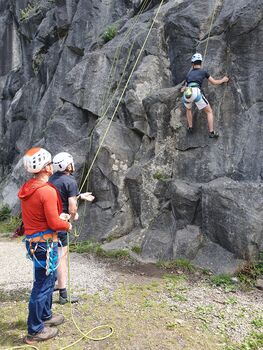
[102,26,117,43]
[0,205,11,221]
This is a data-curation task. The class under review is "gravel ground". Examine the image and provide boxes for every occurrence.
[0,240,115,293]
[1,240,262,347]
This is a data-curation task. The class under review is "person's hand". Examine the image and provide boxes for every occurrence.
[180,86,186,93]
[222,76,229,83]
[80,192,95,202]
[74,212,79,221]
[68,222,72,231]
[60,213,70,221]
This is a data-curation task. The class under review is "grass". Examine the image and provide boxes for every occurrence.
[0,280,227,350]
[0,216,22,235]
[69,240,130,260]
[209,274,237,291]
[131,245,142,254]
[157,258,195,272]
[102,25,117,43]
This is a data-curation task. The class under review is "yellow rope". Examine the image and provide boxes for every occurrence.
[79,0,165,193]
[4,2,165,350]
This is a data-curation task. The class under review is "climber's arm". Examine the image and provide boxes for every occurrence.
[208,76,229,85]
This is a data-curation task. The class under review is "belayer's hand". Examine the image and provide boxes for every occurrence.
[79,192,95,202]
[60,213,70,221]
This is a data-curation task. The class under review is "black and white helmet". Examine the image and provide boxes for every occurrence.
[53,152,74,172]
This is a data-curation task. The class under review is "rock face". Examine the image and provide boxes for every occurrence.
[0,0,262,274]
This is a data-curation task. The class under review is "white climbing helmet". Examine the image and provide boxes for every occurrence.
[52,152,75,172]
[191,53,203,63]
[23,147,52,173]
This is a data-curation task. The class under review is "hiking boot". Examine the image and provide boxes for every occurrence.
[59,295,79,305]
[44,314,64,327]
[209,131,219,138]
[187,127,193,134]
[24,327,58,345]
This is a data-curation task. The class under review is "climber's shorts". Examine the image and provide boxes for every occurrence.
[58,231,68,247]
[182,87,209,110]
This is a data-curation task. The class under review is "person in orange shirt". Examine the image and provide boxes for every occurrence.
[18,147,72,345]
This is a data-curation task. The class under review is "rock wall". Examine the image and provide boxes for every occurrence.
[0,0,262,273]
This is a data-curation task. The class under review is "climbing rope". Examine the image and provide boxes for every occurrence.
[76,0,165,238]
[79,0,164,194]
[4,2,165,350]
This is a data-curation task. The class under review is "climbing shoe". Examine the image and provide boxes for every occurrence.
[44,314,64,327]
[24,327,58,344]
[209,131,219,138]
[187,127,193,134]
[59,295,79,305]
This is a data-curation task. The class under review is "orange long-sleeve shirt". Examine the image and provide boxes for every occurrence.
[18,178,70,235]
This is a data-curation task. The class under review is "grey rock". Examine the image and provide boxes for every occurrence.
[255,278,263,291]
[0,0,262,274]
[141,209,175,261]
[173,225,203,260]
[202,178,263,260]
[192,239,245,275]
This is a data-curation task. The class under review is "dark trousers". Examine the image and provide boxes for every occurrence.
[26,241,58,334]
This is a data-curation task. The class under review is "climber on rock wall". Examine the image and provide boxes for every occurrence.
[181,53,229,138]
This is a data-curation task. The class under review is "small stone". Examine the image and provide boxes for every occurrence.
[255,278,263,291]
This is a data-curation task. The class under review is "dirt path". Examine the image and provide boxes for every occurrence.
[0,239,262,350]
[0,239,116,294]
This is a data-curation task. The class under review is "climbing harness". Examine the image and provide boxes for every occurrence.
[24,230,60,275]
[5,2,165,350]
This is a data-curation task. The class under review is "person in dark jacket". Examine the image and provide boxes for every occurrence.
[181,53,229,138]
[49,152,94,304]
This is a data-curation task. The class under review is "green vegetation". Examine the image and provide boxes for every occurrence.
[0,205,21,235]
[237,256,263,288]
[69,240,130,259]
[209,274,236,291]
[102,25,117,43]
[153,170,168,180]
[0,204,11,221]
[251,317,263,329]
[157,258,194,272]
[20,2,40,21]
[105,232,122,242]
[0,280,227,350]
[131,245,142,254]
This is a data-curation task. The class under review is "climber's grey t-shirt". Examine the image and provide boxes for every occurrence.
[49,172,79,213]
[186,68,210,88]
